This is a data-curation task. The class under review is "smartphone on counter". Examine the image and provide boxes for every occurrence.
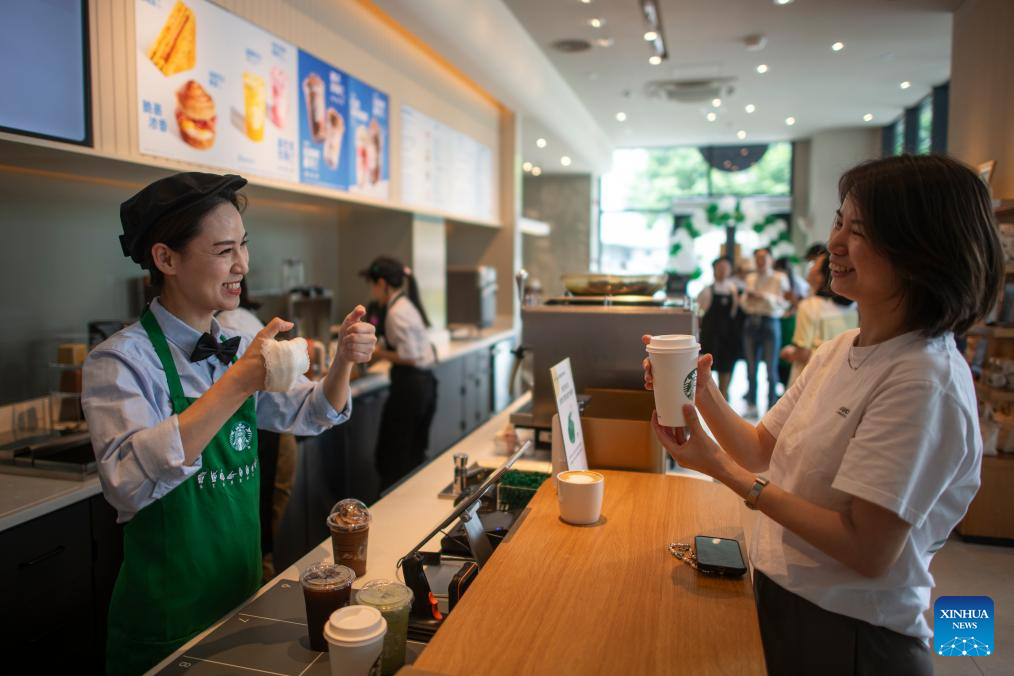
[694,536,748,577]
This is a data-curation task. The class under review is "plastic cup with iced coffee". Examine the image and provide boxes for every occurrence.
[301,562,355,652]
[328,498,372,576]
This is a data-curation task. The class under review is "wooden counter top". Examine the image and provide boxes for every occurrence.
[414,470,766,675]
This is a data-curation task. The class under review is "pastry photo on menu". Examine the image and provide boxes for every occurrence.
[147,0,196,77]
[175,80,216,149]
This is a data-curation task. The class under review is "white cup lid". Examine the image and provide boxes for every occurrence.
[646,334,699,352]
[325,605,387,646]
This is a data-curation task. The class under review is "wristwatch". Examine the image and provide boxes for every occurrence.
[744,476,769,510]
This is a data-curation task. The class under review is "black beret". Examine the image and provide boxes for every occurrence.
[119,172,247,265]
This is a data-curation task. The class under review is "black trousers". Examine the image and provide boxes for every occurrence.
[375,365,437,492]
[256,429,281,554]
[754,571,933,676]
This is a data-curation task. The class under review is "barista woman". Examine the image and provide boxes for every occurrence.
[645,155,1001,675]
[361,257,438,491]
[82,172,376,674]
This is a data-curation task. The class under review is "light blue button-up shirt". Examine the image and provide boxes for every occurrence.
[82,298,350,522]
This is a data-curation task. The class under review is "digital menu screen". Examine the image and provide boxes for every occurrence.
[0,0,91,145]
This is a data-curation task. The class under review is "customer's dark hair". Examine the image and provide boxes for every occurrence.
[838,154,1002,337]
[813,253,854,307]
[142,191,247,288]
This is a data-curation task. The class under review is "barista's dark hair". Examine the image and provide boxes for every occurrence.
[837,154,1002,337]
[143,191,247,289]
[360,256,431,327]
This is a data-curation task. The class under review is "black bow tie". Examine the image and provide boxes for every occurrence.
[190,333,241,364]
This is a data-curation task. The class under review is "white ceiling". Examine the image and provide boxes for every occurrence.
[505,0,956,169]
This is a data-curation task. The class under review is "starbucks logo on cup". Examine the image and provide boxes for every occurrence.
[683,368,698,400]
[229,422,253,452]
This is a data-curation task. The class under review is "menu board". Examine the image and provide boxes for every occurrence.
[401,106,495,222]
[135,0,299,181]
[346,78,390,200]
[297,50,350,190]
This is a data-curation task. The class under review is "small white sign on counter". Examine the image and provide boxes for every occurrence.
[550,358,587,475]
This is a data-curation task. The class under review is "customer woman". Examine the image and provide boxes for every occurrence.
[360,257,438,491]
[779,251,858,386]
[644,155,1001,675]
[83,172,376,674]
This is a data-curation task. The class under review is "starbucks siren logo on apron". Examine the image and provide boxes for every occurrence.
[229,421,253,451]
[683,368,698,400]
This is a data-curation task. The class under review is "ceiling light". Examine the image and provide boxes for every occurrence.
[863,113,874,122]
[900,80,911,89]
[536,138,547,148]
[773,0,794,5]
[522,162,532,172]
[831,42,845,52]
[644,31,658,41]
[745,104,756,114]
[737,130,747,140]
[532,166,542,176]
[785,116,796,126]
[561,156,572,167]
[580,0,592,4]
[640,0,668,71]
[589,18,604,28]
[649,55,662,65]
[706,112,717,122]
[712,98,722,108]
[615,111,627,122]
[756,64,769,74]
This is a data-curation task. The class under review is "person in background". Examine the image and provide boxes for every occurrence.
[83,172,376,674]
[774,256,804,391]
[805,241,829,264]
[645,154,1001,675]
[217,280,298,581]
[780,251,858,386]
[696,257,740,400]
[740,247,790,415]
[361,257,438,491]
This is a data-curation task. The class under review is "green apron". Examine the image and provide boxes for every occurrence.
[106,310,261,675]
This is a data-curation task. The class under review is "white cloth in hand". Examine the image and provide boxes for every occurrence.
[262,337,309,392]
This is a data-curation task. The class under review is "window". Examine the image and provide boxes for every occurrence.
[893,117,906,156]
[917,96,933,155]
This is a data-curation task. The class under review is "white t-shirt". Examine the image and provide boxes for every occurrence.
[787,296,859,385]
[385,293,434,369]
[756,328,982,640]
[742,270,791,318]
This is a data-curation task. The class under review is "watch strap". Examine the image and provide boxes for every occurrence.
[744,476,769,510]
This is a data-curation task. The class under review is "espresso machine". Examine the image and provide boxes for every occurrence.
[510,274,697,444]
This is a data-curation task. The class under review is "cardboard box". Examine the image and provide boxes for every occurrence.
[581,388,665,474]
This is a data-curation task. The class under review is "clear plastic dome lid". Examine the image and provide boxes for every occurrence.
[356,578,413,610]
[328,498,372,531]
[300,561,355,590]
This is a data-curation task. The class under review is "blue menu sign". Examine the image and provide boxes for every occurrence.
[346,77,390,199]
[297,49,350,190]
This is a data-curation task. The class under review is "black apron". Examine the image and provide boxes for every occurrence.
[699,285,741,372]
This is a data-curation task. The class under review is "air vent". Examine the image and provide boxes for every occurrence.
[645,78,736,103]
[551,39,592,53]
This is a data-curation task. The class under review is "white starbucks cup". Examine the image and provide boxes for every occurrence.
[557,470,605,525]
[646,334,700,427]
[324,605,387,676]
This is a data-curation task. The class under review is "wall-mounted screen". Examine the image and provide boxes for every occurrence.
[0,0,91,145]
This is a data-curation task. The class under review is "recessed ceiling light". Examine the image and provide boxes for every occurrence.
[737,130,747,140]
[863,113,874,122]
[644,31,658,41]
[785,116,796,126]
[615,111,627,122]
[649,55,662,65]
[580,0,592,4]
[745,104,756,114]
[756,64,769,74]
[773,0,794,5]
[522,161,532,172]
[712,98,722,108]
[536,138,547,148]
[594,38,614,47]
[900,80,911,89]
[831,42,845,52]
[561,156,572,167]
[706,112,717,122]
[532,166,542,176]
[589,18,604,28]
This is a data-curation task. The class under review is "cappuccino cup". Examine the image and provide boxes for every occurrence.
[557,470,604,525]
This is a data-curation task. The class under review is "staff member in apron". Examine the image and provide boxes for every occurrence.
[82,172,376,674]
[360,257,438,491]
